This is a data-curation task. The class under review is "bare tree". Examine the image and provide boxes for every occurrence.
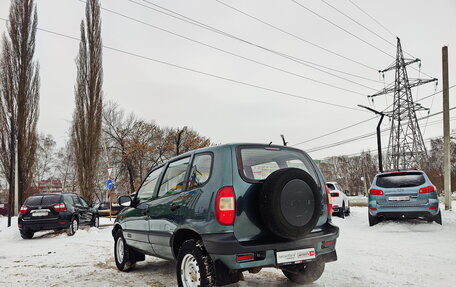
[34,133,56,183]
[0,0,40,206]
[72,0,103,204]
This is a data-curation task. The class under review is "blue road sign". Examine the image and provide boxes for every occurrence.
[107,179,114,190]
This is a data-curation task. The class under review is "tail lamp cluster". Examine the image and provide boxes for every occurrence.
[215,187,236,225]
[369,186,436,195]
[325,186,333,216]
[53,203,67,212]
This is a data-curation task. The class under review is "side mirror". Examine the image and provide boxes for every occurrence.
[345,190,350,195]
[118,196,132,207]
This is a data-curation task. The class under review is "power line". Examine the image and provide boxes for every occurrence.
[292,86,456,147]
[347,0,396,38]
[291,0,395,59]
[319,0,396,48]
[87,2,377,94]
[305,106,456,153]
[0,17,366,112]
[138,0,380,72]
[212,0,380,74]
[346,0,433,79]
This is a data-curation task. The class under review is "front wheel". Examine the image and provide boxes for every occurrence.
[176,239,216,287]
[91,215,100,228]
[282,260,325,284]
[114,229,136,272]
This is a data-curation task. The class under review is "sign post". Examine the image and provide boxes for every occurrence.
[107,178,114,220]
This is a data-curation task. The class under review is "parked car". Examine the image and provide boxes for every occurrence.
[326,182,350,218]
[0,202,7,216]
[95,201,123,216]
[368,170,441,226]
[112,143,339,286]
[18,192,99,239]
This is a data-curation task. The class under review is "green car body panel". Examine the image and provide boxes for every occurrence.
[113,143,339,271]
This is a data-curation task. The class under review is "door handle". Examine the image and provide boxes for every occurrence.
[170,204,181,212]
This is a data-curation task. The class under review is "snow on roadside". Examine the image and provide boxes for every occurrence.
[1,204,455,286]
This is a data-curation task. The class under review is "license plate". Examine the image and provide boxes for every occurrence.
[389,196,410,201]
[276,248,315,264]
[32,211,48,217]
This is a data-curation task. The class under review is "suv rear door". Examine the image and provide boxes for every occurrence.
[233,145,328,242]
[375,171,429,203]
[22,194,62,221]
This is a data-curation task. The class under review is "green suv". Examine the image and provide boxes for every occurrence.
[113,143,339,286]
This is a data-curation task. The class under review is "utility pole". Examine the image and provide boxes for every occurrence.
[369,38,437,170]
[442,46,452,210]
[7,113,15,227]
[358,105,386,172]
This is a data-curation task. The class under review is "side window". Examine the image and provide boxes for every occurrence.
[158,157,191,197]
[63,195,73,207]
[188,153,212,190]
[79,197,89,208]
[137,166,164,202]
[71,195,80,206]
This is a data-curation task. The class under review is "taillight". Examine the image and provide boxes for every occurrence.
[53,203,67,212]
[369,189,383,195]
[330,192,339,197]
[429,206,438,210]
[215,187,236,225]
[419,186,435,193]
[20,206,28,214]
[325,186,333,216]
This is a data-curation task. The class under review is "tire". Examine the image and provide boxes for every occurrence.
[434,211,442,225]
[339,203,345,219]
[67,217,78,236]
[176,239,216,287]
[368,213,379,226]
[344,203,351,216]
[114,229,136,272]
[282,260,325,284]
[259,168,322,240]
[20,230,34,239]
[92,215,100,228]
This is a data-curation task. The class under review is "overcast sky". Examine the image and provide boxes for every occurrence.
[0,0,455,160]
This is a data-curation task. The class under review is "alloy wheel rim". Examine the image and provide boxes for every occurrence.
[116,237,124,263]
[95,217,99,227]
[72,219,78,232]
[181,254,201,287]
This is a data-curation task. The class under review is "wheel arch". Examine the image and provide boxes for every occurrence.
[112,223,122,238]
[171,228,202,259]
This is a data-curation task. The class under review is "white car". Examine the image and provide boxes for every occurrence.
[326,182,350,218]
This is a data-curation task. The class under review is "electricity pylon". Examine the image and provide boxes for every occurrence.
[369,38,437,170]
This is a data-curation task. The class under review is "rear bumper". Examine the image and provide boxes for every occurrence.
[368,199,439,218]
[19,218,70,231]
[202,222,339,269]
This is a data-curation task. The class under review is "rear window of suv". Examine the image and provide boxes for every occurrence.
[376,172,426,188]
[238,146,319,185]
[25,194,61,206]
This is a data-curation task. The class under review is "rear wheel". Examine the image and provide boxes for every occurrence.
[368,213,379,226]
[176,239,216,287]
[434,211,442,225]
[282,260,325,284]
[114,229,136,272]
[20,230,34,239]
[339,203,345,218]
[344,202,350,216]
[67,217,78,236]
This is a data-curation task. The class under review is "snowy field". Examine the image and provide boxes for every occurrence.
[1,205,455,287]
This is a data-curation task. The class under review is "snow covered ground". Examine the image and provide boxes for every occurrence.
[1,205,455,287]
